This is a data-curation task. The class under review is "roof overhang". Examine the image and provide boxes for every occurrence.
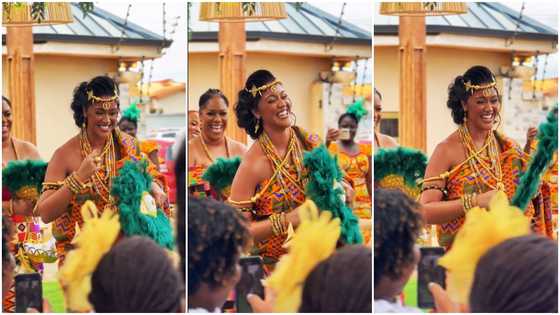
[375,25,557,42]
[191,31,370,46]
[374,32,557,55]
[1,35,169,60]
[189,36,371,58]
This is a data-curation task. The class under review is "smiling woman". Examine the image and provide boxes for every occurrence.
[187,89,247,199]
[36,75,170,266]
[418,65,553,249]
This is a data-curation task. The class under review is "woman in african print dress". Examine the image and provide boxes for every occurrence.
[36,76,169,266]
[228,70,329,271]
[420,66,552,250]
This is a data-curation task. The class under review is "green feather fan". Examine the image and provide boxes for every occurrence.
[2,160,48,197]
[512,106,558,211]
[111,160,174,249]
[374,147,427,188]
[202,156,242,192]
[346,97,367,122]
[304,145,363,244]
[121,102,141,123]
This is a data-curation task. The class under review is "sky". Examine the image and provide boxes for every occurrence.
[96,2,187,83]
[96,1,557,82]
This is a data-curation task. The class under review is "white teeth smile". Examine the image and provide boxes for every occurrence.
[98,125,110,131]
[481,113,494,122]
[210,125,223,132]
[278,110,289,119]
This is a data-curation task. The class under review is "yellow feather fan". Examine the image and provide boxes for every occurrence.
[58,201,121,312]
[438,191,531,305]
[265,199,341,312]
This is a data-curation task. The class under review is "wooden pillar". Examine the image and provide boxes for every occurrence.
[6,26,37,145]
[398,16,426,152]
[219,22,247,144]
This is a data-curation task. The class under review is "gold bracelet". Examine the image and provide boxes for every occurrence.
[227,197,255,207]
[269,214,280,236]
[64,172,85,194]
[461,194,470,214]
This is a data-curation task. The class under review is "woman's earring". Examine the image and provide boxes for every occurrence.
[255,117,261,134]
[463,110,468,123]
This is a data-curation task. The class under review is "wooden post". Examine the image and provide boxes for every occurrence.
[398,16,426,152]
[6,26,37,145]
[219,22,247,144]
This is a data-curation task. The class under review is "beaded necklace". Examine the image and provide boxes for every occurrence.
[199,135,230,163]
[258,128,305,209]
[458,124,504,191]
[80,129,117,204]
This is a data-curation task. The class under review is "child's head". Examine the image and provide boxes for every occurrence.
[374,188,422,299]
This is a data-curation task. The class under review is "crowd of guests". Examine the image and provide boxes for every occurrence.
[374,188,558,313]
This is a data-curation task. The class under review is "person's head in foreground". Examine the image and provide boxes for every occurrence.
[175,140,186,281]
[374,189,422,303]
[2,217,15,301]
[188,196,250,312]
[300,245,372,312]
[89,236,184,312]
[447,65,500,131]
[469,234,557,313]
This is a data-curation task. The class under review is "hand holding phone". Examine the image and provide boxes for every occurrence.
[235,256,266,313]
[15,273,43,313]
[417,247,446,309]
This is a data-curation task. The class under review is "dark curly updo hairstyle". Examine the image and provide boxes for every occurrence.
[199,89,229,111]
[235,69,276,139]
[71,76,119,127]
[447,65,499,124]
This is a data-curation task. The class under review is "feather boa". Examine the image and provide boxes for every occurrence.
[511,106,558,211]
[303,145,362,244]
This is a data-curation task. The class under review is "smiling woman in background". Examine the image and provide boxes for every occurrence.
[188,89,246,199]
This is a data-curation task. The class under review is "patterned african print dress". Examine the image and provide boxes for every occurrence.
[439,133,553,249]
[45,130,168,266]
[328,142,372,243]
[244,127,321,271]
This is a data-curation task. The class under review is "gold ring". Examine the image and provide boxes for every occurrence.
[94,157,101,163]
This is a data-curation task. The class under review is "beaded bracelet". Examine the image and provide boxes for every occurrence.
[64,172,85,194]
[269,213,287,236]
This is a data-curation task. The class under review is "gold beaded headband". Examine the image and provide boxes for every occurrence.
[464,78,497,97]
[245,80,282,98]
[87,88,119,110]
